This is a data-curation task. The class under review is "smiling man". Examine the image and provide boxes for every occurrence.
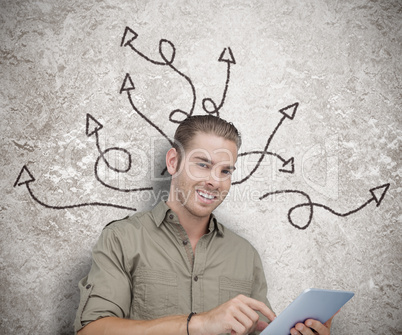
[74,115,334,335]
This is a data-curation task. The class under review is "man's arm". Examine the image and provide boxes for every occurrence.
[77,315,188,335]
[78,295,276,335]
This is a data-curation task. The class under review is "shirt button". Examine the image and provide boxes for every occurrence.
[194,276,199,282]
[85,284,92,289]
[183,240,188,245]
[169,214,174,220]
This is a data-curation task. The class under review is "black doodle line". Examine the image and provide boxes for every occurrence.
[232,102,298,185]
[238,151,294,174]
[202,47,236,118]
[259,183,390,230]
[121,28,295,181]
[120,74,174,146]
[13,26,391,224]
[120,29,237,174]
[121,26,196,124]
[86,113,154,192]
[14,165,137,211]
[120,73,175,176]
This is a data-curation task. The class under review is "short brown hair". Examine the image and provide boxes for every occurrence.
[173,115,241,165]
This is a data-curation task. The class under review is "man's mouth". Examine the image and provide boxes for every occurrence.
[197,190,216,200]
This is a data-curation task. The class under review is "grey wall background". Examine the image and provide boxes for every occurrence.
[1,0,401,334]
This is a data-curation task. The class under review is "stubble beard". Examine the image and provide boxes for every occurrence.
[172,184,227,218]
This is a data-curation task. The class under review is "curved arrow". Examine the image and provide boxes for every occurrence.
[119,74,174,146]
[121,26,172,66]
[202,47,236,117]
[86,113,154,192]
[232,102,299,185]
[260,189,314,229]
[121,27,196,124]
[237,151,294,174]
[259,183,390,230]
[14,166,137,211]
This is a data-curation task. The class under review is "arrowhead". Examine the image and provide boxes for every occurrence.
[279,102,299,120]
[370,183,390,207]
[279,157,294,173]
[218,47,236,64]
[14,165,35,187]
[119,73,135,94]
[121,26,138,47]
[86,113,103,137]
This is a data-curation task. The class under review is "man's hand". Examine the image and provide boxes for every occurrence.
[290,314,335,335]
[190,294,276,335]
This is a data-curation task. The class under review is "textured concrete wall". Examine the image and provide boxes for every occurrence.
[1,0,401,334]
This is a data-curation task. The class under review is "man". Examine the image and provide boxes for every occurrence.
[74,115,335,335]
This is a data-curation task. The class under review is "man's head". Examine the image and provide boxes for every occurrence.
[166,115,241,220]
[172,115,241,167]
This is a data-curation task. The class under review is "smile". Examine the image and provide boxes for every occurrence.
[197,190,216,200]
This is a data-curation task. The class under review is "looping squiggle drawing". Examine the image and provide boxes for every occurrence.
[86,113,153,193]
[13,27,390,222]
[259,184,390,230]
[121,26,195,124]
[202,47,236,118]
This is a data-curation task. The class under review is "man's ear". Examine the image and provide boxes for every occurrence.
[166,148,179,176]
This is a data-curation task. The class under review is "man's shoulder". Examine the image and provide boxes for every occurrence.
[103,206,157,232]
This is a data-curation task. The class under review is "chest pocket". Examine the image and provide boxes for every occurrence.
[219,276,253,304]
[132,268,179,320]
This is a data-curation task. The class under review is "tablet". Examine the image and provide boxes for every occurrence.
[260,288,354,335]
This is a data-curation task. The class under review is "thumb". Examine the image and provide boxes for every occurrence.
[255,320,269,331]
[324,310,340,329]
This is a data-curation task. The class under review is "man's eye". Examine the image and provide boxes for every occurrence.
[222,170,232,175]
[197,163,209,168]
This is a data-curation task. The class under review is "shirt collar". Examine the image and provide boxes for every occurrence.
[152,201,224,237]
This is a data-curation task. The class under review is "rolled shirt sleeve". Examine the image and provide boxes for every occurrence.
[74,227,132,333]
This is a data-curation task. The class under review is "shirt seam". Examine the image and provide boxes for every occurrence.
[107,226,131,282]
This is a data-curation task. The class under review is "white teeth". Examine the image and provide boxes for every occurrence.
[198,191,215,200]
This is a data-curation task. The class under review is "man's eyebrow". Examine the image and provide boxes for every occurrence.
[193,156,236,171]
[194,156,212,164]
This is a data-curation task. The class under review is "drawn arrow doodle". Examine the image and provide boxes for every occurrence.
[86,113,154,192]
[121,26,196,124]
[238,151,294,174]
[259,183,390,230]
[202,47,236,118]
[232,102,298,185]
[120,74,174,147]
[14,165,137,211]
[120,75,174,176]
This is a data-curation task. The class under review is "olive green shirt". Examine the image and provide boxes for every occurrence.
[74,201,271,334]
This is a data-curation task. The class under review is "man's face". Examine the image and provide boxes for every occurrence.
[169,132,238,220]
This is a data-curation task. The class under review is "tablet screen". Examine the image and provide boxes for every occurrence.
[260,288,354,335]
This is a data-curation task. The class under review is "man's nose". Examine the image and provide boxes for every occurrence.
[205,168,223,188]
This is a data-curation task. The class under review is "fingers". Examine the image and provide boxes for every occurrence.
[223,295,265,334]
[201,295,274,335]
[255,320,269,331]
[236,295,276,322]
[305,319,331,335]
[290,319,331,335]
[229,304,259,334]
[225,295,275,334]
[290,323,316,335]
